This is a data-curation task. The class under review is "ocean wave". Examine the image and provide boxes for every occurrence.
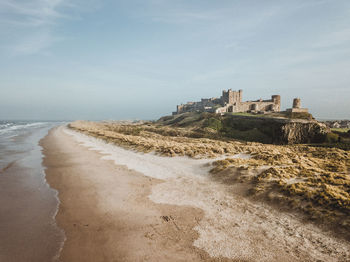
[0,122,48,135]
[0,122,13,129]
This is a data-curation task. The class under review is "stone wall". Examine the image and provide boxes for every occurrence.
[228,98,279,113]
[286,108,309,113]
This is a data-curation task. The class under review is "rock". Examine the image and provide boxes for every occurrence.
[280,120,330,144]
[222,115,330,144]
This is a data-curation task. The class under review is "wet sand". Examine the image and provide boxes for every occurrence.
[0,125,64,262]
[0,163,63,262]
[41,126,223,262]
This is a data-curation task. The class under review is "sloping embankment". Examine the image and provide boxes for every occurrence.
[158,112,330,144]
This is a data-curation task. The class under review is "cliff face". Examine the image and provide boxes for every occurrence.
[221,115,330,144]
[279,121,330,144]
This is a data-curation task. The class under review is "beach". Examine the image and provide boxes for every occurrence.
[40,125,350,262]
[3,1,350,260]
[41,126,212,262]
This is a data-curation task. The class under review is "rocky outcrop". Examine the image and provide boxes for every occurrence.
[279,120,330,144]
[221,115,330,144]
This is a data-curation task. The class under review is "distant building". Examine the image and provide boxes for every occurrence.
[331,122,341,128]
[323,120,350,129]
[173,89,281,115]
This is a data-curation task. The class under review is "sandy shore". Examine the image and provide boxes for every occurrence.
[41,126,224,262]
[41,126,350,262]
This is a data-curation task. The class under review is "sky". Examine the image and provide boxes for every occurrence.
[0,0,349,120]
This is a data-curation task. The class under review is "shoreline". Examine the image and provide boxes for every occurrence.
[0,123,64,262]
[41,126,217,261]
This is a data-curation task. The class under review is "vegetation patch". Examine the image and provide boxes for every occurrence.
[312,129,350,150]
[332,128,350,133]
[284,111,314,120]
[203,117,222,131]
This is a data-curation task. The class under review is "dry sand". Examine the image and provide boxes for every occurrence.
[41,126,350,262]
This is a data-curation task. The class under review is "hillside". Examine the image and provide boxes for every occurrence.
[157,112,329,145]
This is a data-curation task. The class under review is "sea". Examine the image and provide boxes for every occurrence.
[0,121,66,262]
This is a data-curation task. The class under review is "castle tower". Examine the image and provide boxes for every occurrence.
[287,97,308,113]
[221,89,233,104]
[293,98,301,109]
[271,95,281,112]
[238,89,243,103]
[221,89,242,105]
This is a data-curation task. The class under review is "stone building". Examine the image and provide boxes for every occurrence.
[174,89,281,115]
[286,98,308,113]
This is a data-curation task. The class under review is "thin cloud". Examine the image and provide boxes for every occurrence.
[12,31,62,55]
[0,0,65,26]
[0,0,79,55]
[151,10,220,24]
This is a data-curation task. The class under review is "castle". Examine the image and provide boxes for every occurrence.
[174,89,281,115]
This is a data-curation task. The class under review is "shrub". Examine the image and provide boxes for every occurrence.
[325,132,339,143]
[204,117,222,130]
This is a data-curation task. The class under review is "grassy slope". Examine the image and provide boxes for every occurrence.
[159,112,327,144]
[158,112,273,143]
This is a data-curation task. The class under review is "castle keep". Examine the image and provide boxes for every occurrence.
[174,89,281,115]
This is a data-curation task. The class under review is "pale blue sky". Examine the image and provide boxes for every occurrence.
[0,0,349,120]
